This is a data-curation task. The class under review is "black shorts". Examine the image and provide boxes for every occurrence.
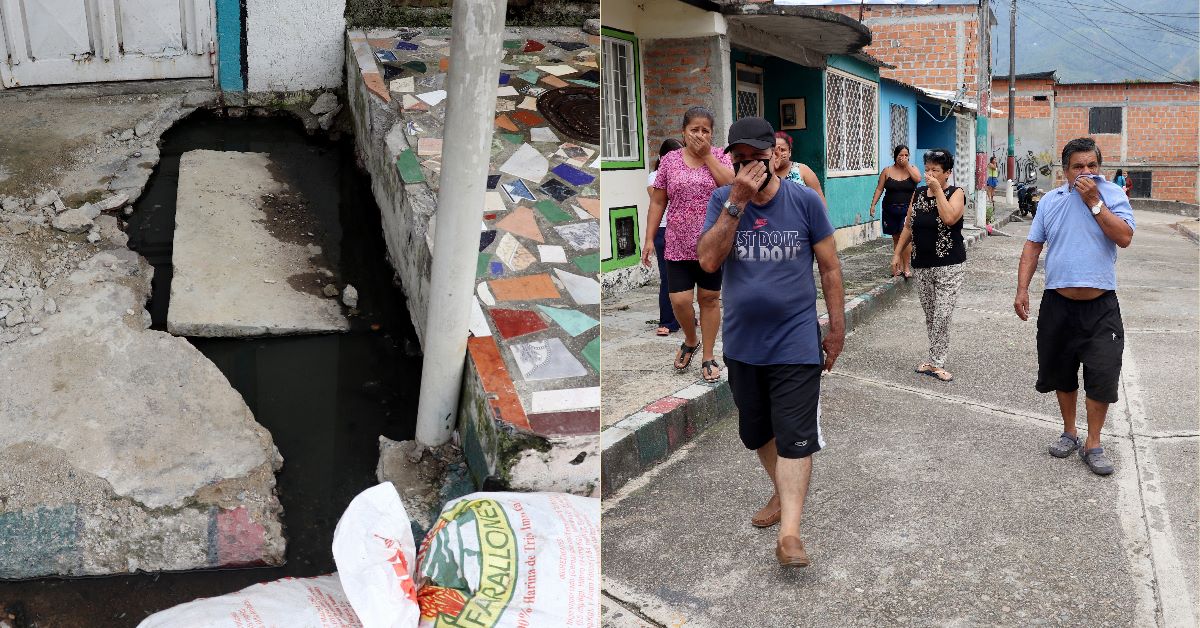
[1035,290,1124,404]
[725,358,823,459]
[665,259,723,293]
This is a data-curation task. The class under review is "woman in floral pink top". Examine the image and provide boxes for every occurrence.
[641,106,734,381]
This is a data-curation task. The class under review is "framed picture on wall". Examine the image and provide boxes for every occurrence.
[779,98,806,130]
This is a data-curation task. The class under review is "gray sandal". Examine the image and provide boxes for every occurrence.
[1049,432,1080,458]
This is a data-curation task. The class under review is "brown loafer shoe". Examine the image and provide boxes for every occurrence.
[776,536,809,567]
[751,494,781,528]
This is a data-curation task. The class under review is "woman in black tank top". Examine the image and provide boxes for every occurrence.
[868,145,922,277]
[889,148,967,382]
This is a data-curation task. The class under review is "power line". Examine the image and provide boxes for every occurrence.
[1017,4,1191,82]
[1098,0,1200,41]
[1030,0,1199,41]
[1058,0,1192,82]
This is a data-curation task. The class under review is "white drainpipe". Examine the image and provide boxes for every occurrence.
[415,0,508,447]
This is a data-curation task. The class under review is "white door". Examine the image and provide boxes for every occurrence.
[0,0,214,88]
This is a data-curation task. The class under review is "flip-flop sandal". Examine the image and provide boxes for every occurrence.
[674,342,698,370]
[915,363,934,374]
[656,326,670,336]
[702,359,721,382]
[919,367,953,382]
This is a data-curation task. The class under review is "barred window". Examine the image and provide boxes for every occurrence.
[1088,106,1122,134]
[889,103,909,156]
[826,68,878,176]
[735,63,764,120]
[602,33,641,166]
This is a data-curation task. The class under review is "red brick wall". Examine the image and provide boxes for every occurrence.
[824,3,984,101]
[990,77,1054,119]
[1052,82,1199,202]
[641,37,721,164]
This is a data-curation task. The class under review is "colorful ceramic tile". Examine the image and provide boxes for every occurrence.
[479,230,497,252]
[572,253,600,274]
[521,86,548,97]
[531,127,560,143]
[403,61,427,73]
[495,206,545,242]
[477,281,496,306]
[417,137,442,156]
[509,338,587,381]
[487,174,501,190]
[382,64,405,81]
[517,70,540,84]
[535,199,574,222]
[571,204,591,220]
[401,95,428,111]
[553,268,600,305]
[395,150,425,183]
[550,41,588,52]
[375,49,398,62]
[503,39,524,50]
[510,54,539,64]
[469,297,491,338]
[579,185,598,197]
[495,115,519,132]
[394,40,419,51]
[490,261,504,276]
[568,79,599,88]
[499,133,524,145]
[417,90,446,106]
[518,96,539,110]
[490,308,549,339]
[540,75,569,89]
[466,335,530,430]
[496,233,537,271]
[363,73,390,102]
[396,28,421,41]
[582,337,600,372]
[551,163,594,186]
[538,305,598,336]
[555,221,600,250]
[538,179,576,203]
[496,99,515,112]
[527,410,599,437]
[501,180,536,203]
[537,245,567,263]
[497,86,519,97]
[536,64,577,76]
[523,40,545,53]
[477,253,491,278]
[499,144,549,183]
[576,197,600,219]
[490,274,560,301]
[512,110,546,127]
[579,69,600,82]
[422,38,449,46]
[390,76,415,92]
[485,191,506,213]
[531,387,600,412]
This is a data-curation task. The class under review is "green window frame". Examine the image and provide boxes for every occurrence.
[601,205,641,272]
[601,27,645,171]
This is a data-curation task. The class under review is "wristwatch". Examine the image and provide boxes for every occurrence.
[724,199,743,218]
[1091,200,1104,216]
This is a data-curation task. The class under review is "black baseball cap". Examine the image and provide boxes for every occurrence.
[723,117,776,153]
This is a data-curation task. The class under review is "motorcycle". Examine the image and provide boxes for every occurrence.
[1015,181,1044,218]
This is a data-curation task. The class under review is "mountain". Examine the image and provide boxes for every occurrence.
[991,0,1199,83]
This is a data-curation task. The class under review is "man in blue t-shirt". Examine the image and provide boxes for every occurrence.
[1014,137,1135,476]
[697,117,846,568]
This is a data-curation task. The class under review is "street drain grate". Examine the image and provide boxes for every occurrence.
[537,86,600,145]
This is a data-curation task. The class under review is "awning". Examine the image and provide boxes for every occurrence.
[721,3,872,67]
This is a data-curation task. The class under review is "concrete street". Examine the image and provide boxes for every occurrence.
[601,210,1198,627]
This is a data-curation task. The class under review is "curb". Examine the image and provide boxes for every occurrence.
[1171,221,1200,245]
[600,210,1018,497]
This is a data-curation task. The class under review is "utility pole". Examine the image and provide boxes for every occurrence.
[415,0,508,447]
[975,0,991,226]
[1007,0,1017,197]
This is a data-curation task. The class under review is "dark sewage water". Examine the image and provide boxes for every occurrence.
[0,111,423,627]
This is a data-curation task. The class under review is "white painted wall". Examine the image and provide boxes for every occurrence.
[246,0,346,91]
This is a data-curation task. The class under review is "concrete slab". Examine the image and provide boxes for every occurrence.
[168,150,348,337]
[602,376,1146,627]
[1128,331,1199,435]
[0,250,284,578]
[1149,438,1200,616]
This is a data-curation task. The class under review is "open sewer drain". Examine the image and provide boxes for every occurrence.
[0,111,424,627]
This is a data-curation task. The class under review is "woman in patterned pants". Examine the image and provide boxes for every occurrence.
[890,148,967,382]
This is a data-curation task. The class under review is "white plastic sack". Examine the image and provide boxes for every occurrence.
[137,574,362,628]
[333,483,599,628]
[331,482,422,628]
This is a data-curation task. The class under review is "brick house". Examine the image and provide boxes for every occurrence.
[991,74,1200,203]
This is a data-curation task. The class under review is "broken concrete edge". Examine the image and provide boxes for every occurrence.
[1171,221,1200,245]
[599,211,1019,498]
[1130,198,1200,218]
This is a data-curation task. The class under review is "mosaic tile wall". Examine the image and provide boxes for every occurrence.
[348,27,601,440]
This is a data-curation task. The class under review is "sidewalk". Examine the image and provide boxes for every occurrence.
[600,198,1018,496]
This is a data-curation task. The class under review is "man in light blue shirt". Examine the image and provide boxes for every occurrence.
[1014,137,1135,476]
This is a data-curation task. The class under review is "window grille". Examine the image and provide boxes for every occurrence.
[826,69,878,176]
[1088,106,1122,134]
[889,104,909,155]
[602,36,640,163]
[735,63,763,120]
